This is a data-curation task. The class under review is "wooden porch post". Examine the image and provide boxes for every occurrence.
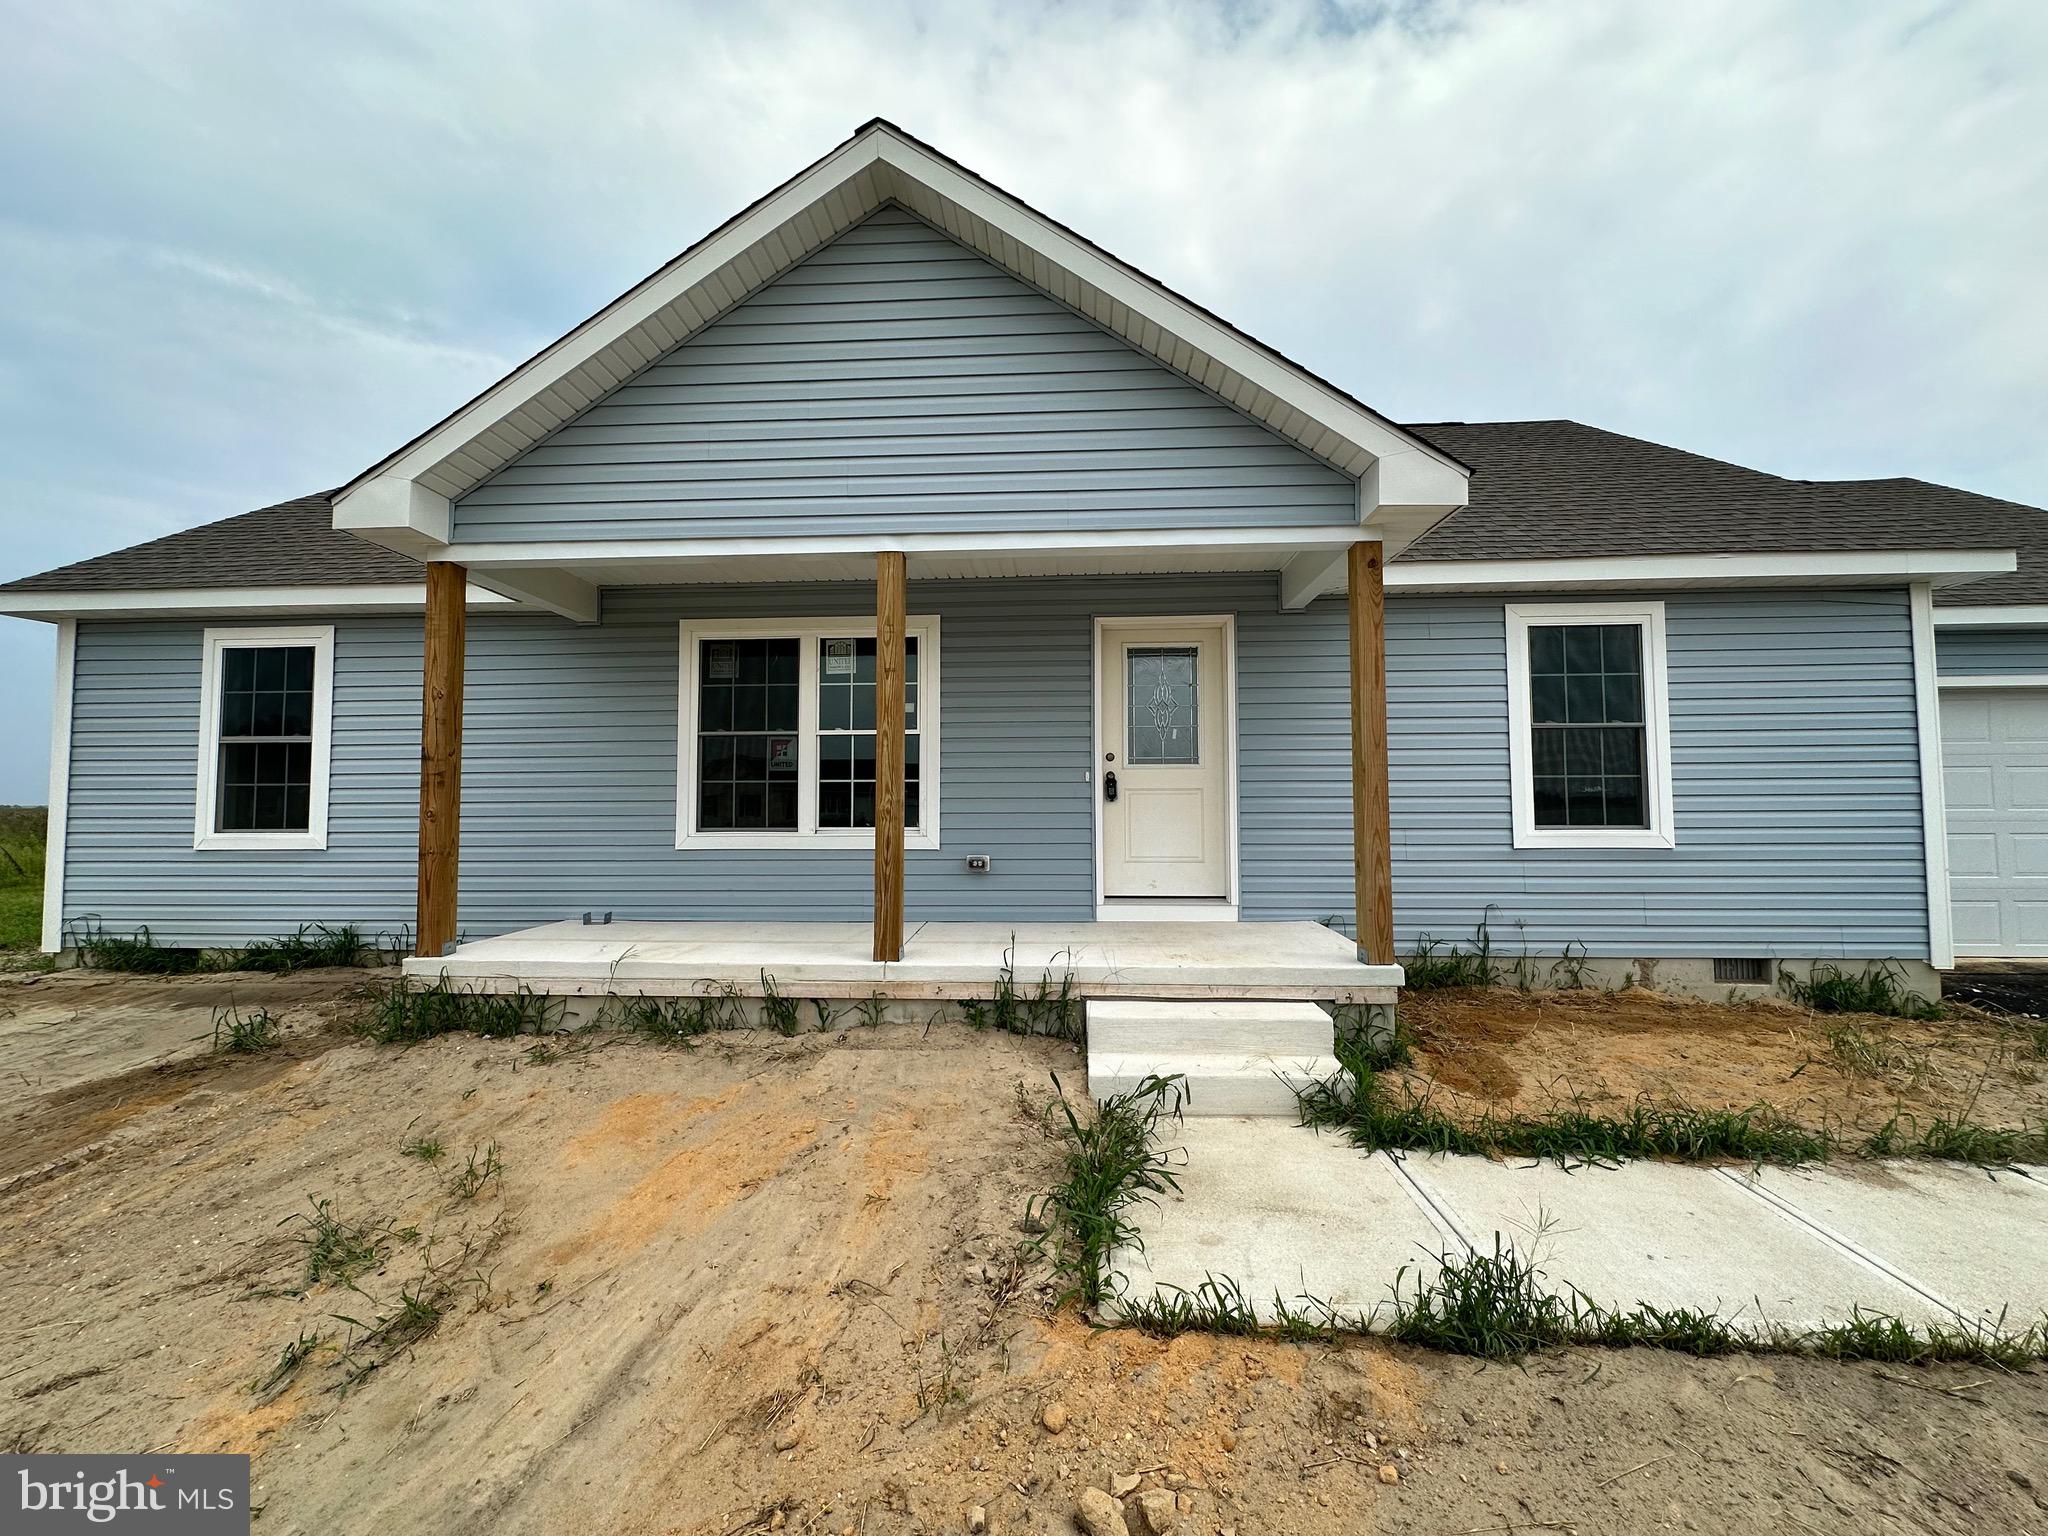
[416,561,466,958]
[873,552,908,963]
[1348,541,1395,965]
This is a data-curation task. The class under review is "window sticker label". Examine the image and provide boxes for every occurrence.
[823,639,856,676]
[706,641,738,680]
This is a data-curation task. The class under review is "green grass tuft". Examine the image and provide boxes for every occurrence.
[960,940,1082,1040]
[211,1004,283,1054]
[1026,1071,1185,1309]
[70,917,202,974]
[1782,960,1942,1021]
[603,984,747,1042]
[399,1134,445,1163]
[1399,927,1496,991]
[449,1141,503,1199]
[234,924,370,973]
[362,977,561,1043]
[281,1198,385,1287]
[1298,1037,1836,1166]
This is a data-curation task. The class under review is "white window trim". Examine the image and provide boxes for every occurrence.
[1504,601,1675,851]
[194,625,335,852]
[675,616,941,852]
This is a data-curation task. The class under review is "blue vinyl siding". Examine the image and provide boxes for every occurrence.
[59,582,1930,960]
[451,208,1356,543]
[1935,625,2048,677]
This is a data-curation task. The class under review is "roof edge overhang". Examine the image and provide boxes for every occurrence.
[0,582,517,623]
[332,120,1468,561]
[1390,548,2017,596]
[1931,601,2048,626]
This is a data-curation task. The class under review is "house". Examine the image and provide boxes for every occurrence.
[6,121,2044,1089]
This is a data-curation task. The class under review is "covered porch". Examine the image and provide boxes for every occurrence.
[403,540,1404,981]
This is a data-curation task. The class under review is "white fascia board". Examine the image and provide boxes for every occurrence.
[1931,603,2048,627]
[1389,549,2016,594]
[0,583,517,621]
[446,523,1377,572]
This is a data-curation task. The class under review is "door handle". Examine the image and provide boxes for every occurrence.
[1103,771,1118,803]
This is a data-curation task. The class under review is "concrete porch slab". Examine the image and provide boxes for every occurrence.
[1109,1120,1455,1323]
[404,918,1402,1002]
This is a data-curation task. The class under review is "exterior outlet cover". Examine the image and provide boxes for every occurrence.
[966,855,992,873]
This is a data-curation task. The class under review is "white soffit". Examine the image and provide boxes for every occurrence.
[333,121,1469,553]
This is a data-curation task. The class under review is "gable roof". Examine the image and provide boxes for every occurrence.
[331,119,1469,558]
[8,421,2038,611]
[1402,420,2043,607]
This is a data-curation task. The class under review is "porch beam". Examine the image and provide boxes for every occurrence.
[1279,548,1348,611]
[417,561,466,958]
[467,565,601,624]
[1348,541,1395,965]
[873,551,908,963]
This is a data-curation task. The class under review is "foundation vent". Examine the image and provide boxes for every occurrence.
[1711,957,1771,985]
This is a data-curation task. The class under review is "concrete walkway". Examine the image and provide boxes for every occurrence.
[1112,1119,2048,1332]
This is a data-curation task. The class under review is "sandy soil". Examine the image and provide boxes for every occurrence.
[1395,986,2048,1139]
[0,979,2044,1534]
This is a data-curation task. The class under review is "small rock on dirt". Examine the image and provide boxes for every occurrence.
[1131,1488,1179,1534]
[1076,1487,1130,1536]
[1040,1400,1070,1434]
[1110,1471,1142,1497]
[1378,1464,1400,1486]
[772,1422,801,1451]
[966,1504,987,1533]
[1218,1427,1237,1452]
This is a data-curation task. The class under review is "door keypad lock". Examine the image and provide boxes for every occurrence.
[1103,771,1118,803]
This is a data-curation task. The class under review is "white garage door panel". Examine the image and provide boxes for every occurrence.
[1942,686,2048,958]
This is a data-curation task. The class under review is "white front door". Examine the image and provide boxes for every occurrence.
[1943,686,2048,957]
[1099,621,1232,900]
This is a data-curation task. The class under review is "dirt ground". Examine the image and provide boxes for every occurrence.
[1,969,2044,1535]
[1395,985,2048,1139]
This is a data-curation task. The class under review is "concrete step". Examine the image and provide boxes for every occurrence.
[1087,1051,1347,1117]
[1085,998,1336,1057]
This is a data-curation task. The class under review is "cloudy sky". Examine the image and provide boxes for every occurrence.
[1,0,2044,801]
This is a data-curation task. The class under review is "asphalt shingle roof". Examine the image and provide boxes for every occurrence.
[4,422,2042,607]
[0,494,418,593]
[1402,421,2046,607]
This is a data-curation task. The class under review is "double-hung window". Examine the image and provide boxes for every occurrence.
[677,618,939,849]
[195,625,334,850]
[1504,602,1673,850]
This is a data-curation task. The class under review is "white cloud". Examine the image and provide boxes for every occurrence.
[0,0,2044,797]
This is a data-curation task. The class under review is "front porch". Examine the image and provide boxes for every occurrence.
[404,918,1402,1005]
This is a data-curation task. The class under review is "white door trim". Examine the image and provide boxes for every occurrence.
[1092,614,1240,920]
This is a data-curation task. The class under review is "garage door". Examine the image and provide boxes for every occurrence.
[1942,686,2048,957]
